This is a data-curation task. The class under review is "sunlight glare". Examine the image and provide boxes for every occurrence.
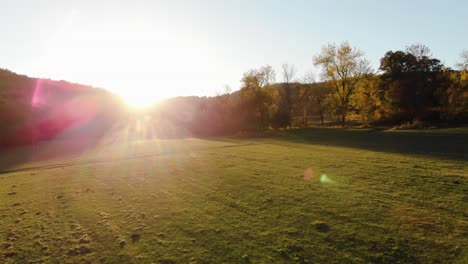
[119,89,167,108]
[32,9,212,109]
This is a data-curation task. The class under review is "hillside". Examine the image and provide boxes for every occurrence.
[0,69,125,147]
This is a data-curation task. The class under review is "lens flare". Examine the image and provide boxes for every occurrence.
[32,79,44,107]
[303,168,314,180]
[320,174,334,184]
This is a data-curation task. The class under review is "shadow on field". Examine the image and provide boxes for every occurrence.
[0,119,112,173]
[0,135,104,174]
[279,128,468,161]
[0,119,196,173]
[1,126,466,174]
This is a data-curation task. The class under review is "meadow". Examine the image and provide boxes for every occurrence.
[0,128,466,263]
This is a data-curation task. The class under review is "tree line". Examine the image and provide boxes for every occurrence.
[0,42,467,146]
[154,42,467,136]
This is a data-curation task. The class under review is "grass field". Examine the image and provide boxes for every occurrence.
[0,128,467,263]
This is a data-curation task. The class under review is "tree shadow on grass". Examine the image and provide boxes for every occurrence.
[277,128,468,161]
[0,119,196,174]
[0,132,105,174]
[0,118,116,173]
[1,126,466,174]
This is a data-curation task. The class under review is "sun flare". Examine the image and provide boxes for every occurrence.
[119,89,167,108]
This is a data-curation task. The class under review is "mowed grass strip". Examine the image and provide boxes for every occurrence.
[0,130,467,263]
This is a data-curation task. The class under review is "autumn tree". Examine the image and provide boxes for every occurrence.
[379,45,445,121]
[313,42,371,127]
[436,69,468,121]
[355,74,381,123]
[405,43,443,72]
[240,65,276,129]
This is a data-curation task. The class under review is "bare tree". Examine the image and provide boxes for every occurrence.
[243,65,275,88]
[456,50,468,71]
[302,71,315,84]
[313,41,371,127]
[215,85,232,97]
[301,72,332,128]
[312,82,332,127]
[298,71,314,127]
[406,43,432,60]
[281,63,297,128]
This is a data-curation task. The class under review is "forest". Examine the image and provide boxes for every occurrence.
[153,43,467,136]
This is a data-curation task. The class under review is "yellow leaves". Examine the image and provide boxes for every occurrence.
[460,71,468,82]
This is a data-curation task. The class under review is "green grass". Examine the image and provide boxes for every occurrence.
[0,128,467,263]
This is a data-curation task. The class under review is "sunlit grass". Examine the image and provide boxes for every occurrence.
[0,129,466,263]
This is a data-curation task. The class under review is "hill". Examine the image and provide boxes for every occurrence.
[0,69,124,147]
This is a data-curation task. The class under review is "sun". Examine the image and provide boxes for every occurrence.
[118,88,168,109]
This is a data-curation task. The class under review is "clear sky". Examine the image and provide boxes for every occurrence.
[1,0,467,106]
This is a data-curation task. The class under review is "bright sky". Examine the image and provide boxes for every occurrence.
[2,0,467,106]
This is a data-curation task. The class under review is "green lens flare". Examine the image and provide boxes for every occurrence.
[320,174,333,183]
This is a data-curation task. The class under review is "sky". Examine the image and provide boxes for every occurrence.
[1,0,467,106]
